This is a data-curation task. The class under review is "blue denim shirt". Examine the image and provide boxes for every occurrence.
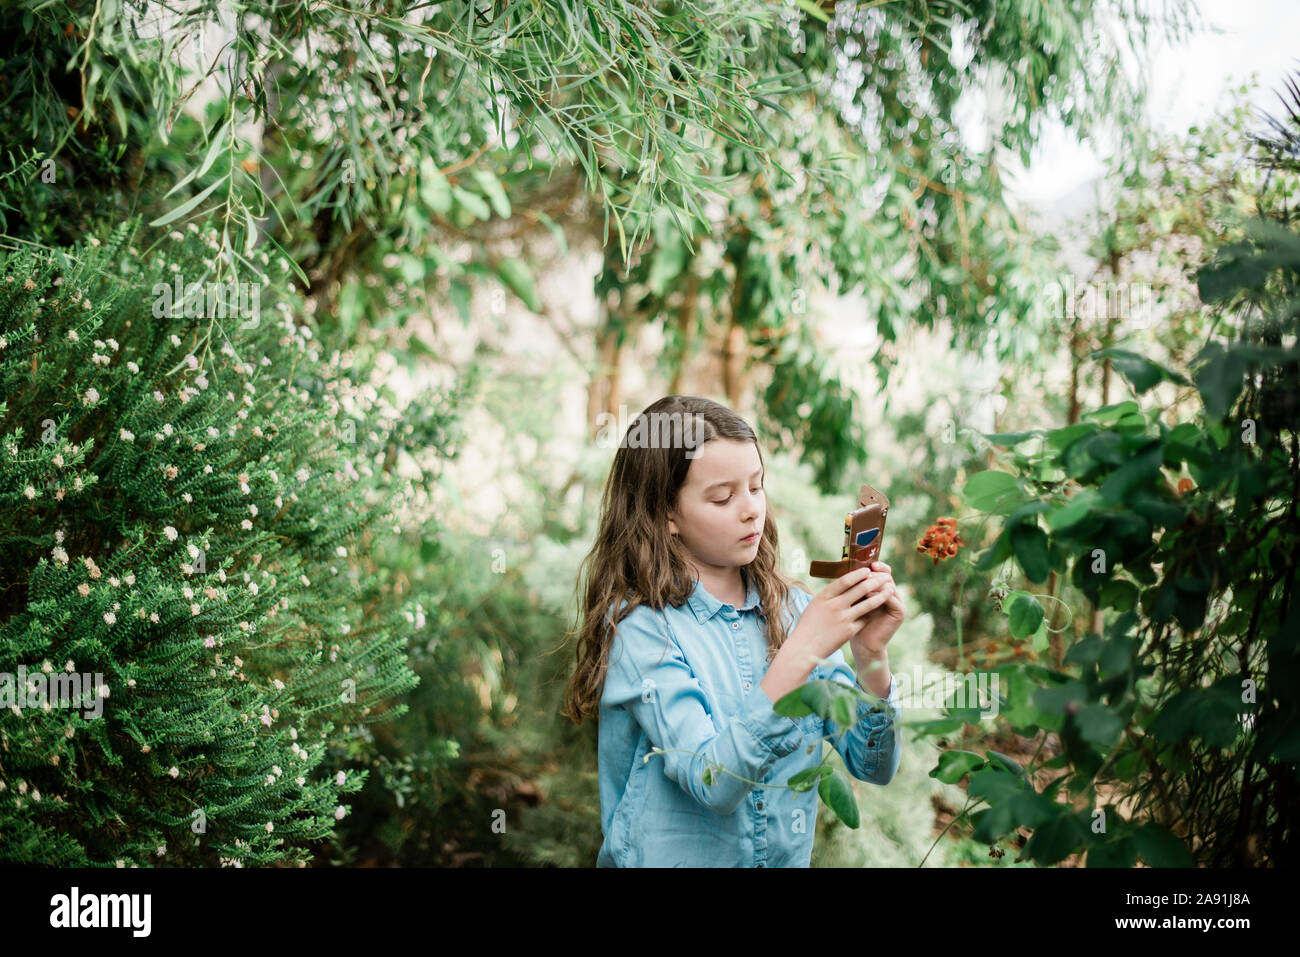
[596,574,901,867]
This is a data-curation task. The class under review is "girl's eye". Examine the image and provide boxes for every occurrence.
[713,487,762,505]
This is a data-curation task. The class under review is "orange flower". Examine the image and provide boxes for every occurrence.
[1177,477,1194,495]
[917,517,964,565]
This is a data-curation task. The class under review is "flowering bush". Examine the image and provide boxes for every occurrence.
[0,219,435,866]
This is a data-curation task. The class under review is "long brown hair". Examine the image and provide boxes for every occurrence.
[560,395,805,726]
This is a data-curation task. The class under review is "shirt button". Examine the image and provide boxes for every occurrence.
[732,621,740,630]
[756,801,764,810]
[744,681,751,690]
[756,863,764,868]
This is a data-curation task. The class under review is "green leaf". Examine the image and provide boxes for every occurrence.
[1009,522,1050,582]
[830,691,856,729]
[794,679,843,720]
[149,175,223,227]
[1092,348,1189,393]
[982,431,1041,447]
[931,749,986,783]
[1100,442,1164,504]
[1074,703,1124,747]
[496,257,541,312]
[1006,591,1045,639]
[470,168,511,219]
[1047,488,1103,531]
[451,185,491,221]
[449,278,471,325]
[1132,823,1194,867]
[963,470,1023,515]
[1082,401,1140,425]
[1023,810,1086,865]
[786,764,832,793]
[1086,835,1137,868]
[1193,342,1247,420]
[418,157,451,213]
[819,769,859,828]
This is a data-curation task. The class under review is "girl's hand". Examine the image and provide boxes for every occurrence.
[792,565,895,659]
[849,561,905,658]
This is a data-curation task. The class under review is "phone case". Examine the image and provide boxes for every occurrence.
[808,482,889,578]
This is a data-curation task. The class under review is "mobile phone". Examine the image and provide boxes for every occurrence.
[809,482,889,579]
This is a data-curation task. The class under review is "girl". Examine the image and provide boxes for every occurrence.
[561,395,906,867]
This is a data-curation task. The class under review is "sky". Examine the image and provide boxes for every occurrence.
[1003,0,1300,205]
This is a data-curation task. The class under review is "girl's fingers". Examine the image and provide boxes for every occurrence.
[826,565,874,598]
[850,589,892,618]
[872,561,891,574]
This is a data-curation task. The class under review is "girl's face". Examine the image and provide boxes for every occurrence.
[667,438,765,575]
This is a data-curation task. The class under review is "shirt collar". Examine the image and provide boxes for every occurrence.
[686,569,762,623]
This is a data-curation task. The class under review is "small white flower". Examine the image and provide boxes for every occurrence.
[124,572,135,585]
[167,766,179,779]
[67,329,79,342]
[190,603,200,616]
[106,338,119,351]
[300,575,310,586]
[163,526,178,541]
[119,428,134,442]
[183,492,192,503]
[182,587,194,600]
[273,679,284,691]
[335,546,347,558]
[104,611,115,626]
[296,776,306,787]
[23,485,35,500]
[335,771,346,786]
[265,822,274,834]
[248,582,259,595]
[52,454,64,468]
[163,423,174,436]
[127,361,139,374]
[241,519,252,530]
[51,546,68,565]
[170,334,181,347]
[249,504,258,517]
[334,805,346,821]
[154,390,165,403]
[82,388,99,406]
[150,612,159,623]
[296,468,309,483]
[203,465,213,474]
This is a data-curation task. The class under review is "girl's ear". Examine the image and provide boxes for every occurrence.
[666,506,679,537]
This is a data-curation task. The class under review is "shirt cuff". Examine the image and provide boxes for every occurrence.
[737,682,805,758]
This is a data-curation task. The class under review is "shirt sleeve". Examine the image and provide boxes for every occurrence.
[602,605,806,816]
[822,646,902,785]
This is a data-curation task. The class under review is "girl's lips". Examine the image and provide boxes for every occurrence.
[741,532,760,543]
